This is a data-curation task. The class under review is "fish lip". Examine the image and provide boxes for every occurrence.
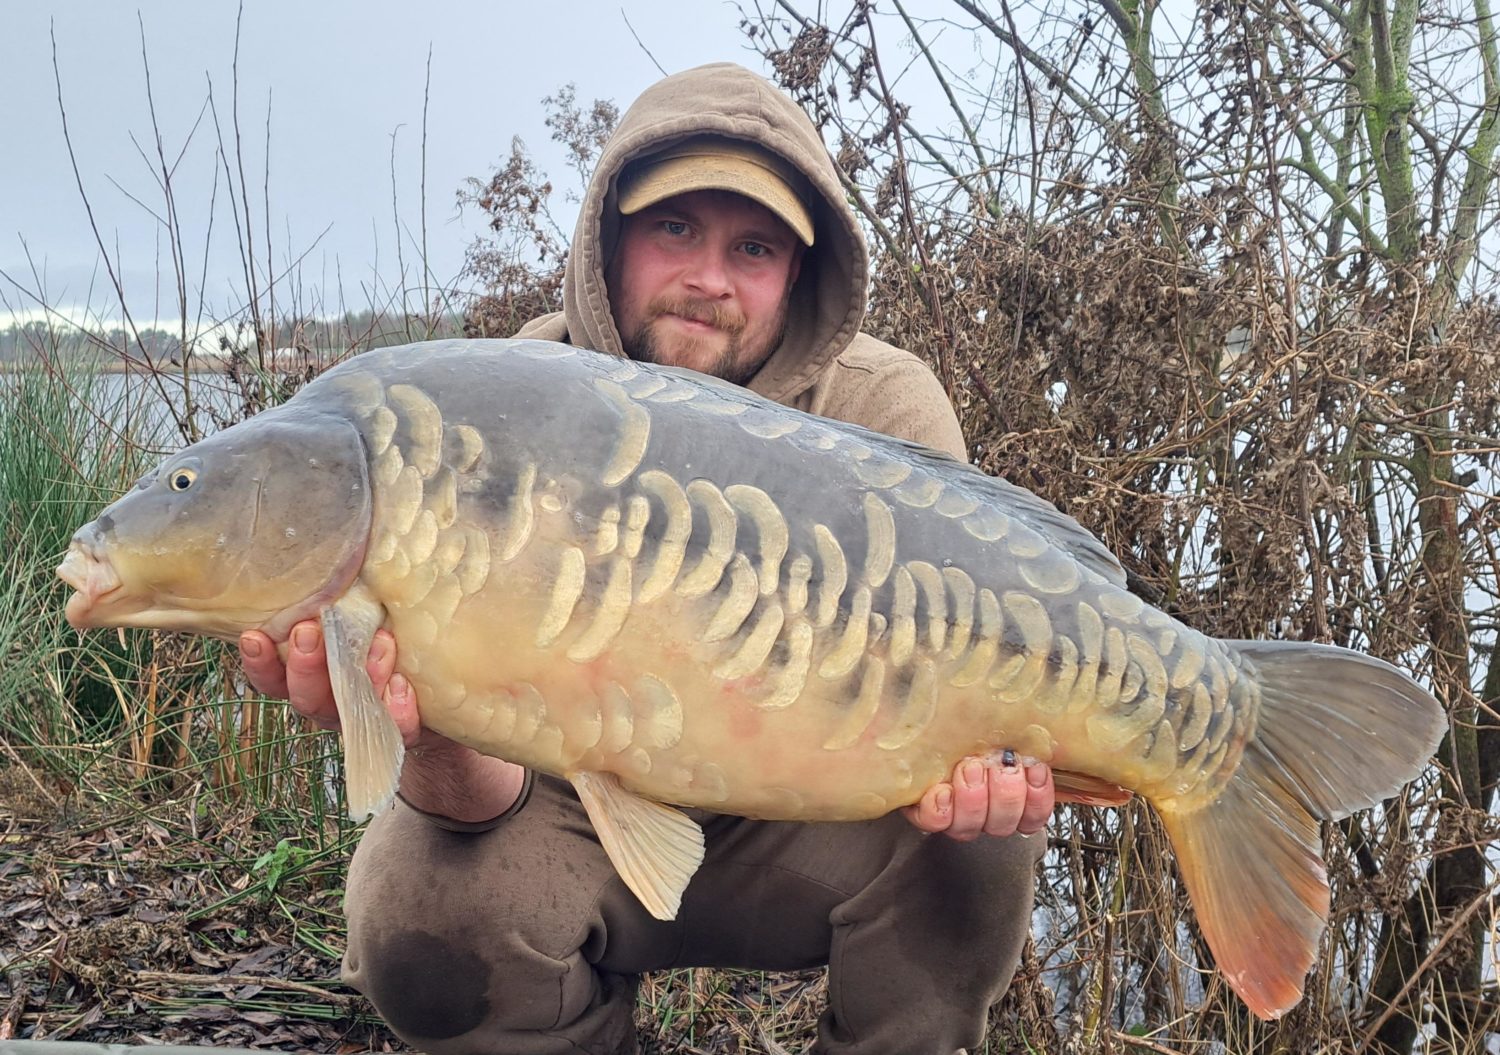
[56,540,124,626]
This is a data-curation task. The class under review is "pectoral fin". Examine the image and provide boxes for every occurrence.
[321,601,405,821]
[569,771,705,920]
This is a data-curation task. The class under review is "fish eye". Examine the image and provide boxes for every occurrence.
[168,467,198,492]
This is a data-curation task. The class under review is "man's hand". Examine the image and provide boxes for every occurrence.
[902,753,1055,841]
[240,622,423,744]
[238,622,525,824]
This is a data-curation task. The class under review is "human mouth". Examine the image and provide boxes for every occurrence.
[662,313,717,333]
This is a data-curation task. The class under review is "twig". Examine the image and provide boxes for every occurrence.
[1106,1030,1192,1055]
[892,1,994,206]
[1356,887,1497,1049]
[770,0,983,198]
[0,982,25,1041]
[949,0,1120,134]
[0,739,59,810]
[997,0,1042,408]
[262,81,275,358]
[421,44,433,324]
[389,123,407,324]
[129,970,355,1006]
[135,12,201,442]
[621,8,668,77]
[229,1,265,358]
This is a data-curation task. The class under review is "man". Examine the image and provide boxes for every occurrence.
[240,63,1055,1054]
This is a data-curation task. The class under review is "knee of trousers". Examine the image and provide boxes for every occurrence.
[341,798,635,1052]
[820,833,1043,1051]
[832,826,1043,987]
[923,830,1042,978]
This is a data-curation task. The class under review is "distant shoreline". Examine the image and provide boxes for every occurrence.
[0,353,337,377]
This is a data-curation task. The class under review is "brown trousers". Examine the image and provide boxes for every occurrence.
[342,774,1041,1054]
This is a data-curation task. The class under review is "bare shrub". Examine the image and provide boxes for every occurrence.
[734,1,1498,1051]
[458,86,617,338]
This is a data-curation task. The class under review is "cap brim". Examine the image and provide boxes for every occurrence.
[618,154,815,246]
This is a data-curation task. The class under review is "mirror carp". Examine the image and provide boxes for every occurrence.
[58,338,1445,1020]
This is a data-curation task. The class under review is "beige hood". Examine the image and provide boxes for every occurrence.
[553,62,868,404]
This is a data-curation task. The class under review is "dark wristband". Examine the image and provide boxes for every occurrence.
[394,768,535,834]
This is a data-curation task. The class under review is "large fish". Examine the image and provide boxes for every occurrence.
[58,338,1444,1019]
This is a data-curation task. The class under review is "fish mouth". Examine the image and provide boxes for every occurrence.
[57,539,124,628]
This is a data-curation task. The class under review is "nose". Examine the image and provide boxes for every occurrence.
[72,518,110,555]
[57,519,122,607]
[682,246,733,299]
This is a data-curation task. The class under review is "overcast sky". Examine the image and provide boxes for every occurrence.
[0,1,772,332]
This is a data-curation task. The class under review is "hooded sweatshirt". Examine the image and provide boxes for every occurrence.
[514,62,966,460]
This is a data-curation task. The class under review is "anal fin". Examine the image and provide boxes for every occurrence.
[1052,769,1133,807]
[321,599,405,821]
[570,771,705,921]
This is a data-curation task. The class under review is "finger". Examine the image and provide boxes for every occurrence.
[365,629,397,696]
[982,755,1028,837]
[384,672,424,748]
[902,782,955,834]
[945,758,991,841]
[1017,762,1055,836]
[238,630,289,699]
[366,630,421,746]
[284,621,339,728]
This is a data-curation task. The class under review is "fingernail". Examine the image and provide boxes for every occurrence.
[239,635,261,660]
[389,673,410,701]
[1027,762,1050,788]
[292,625,319,654]
[1001,748,1018,769]
[963,761,984,788]
[935,787,952,815]
[368,635,388,664]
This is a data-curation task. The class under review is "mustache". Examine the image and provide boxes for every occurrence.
[646,297,747,335]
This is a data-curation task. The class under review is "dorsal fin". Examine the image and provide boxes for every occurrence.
[653,362,1128,588]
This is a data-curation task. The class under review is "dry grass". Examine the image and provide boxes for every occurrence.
[1,757,898,1054]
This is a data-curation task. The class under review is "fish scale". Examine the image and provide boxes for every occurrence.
[59,337,1446,1021]
[345,346,1264,817]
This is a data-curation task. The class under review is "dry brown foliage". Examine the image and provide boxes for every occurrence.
[0,764,397,1051]
[734,1,1500,1051]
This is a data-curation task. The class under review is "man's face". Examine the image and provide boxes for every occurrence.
[606,189,805,384]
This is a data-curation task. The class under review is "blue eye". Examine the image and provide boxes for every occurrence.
[663,220,688,236]
[743,242,768,258]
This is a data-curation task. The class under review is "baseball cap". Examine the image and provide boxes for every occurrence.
[616,136,815,246]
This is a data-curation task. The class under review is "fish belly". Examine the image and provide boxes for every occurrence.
[372,526,1254,821]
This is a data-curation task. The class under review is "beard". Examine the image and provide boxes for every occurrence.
[622,295,787,386]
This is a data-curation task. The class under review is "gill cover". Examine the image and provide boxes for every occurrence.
[64,407,373,638]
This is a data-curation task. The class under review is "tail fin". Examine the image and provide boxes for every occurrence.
[1157,642,1445,1019]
